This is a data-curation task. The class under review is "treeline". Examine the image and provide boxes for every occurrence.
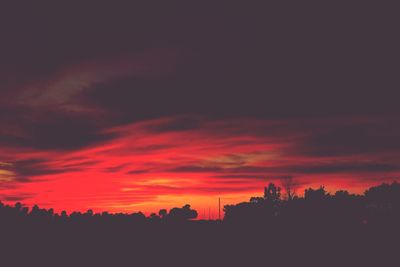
[0,182,398,227]
[0,202,198,226]
[0,182,398,266]
[224,181,400,227]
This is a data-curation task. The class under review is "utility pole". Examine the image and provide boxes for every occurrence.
[218,197,221,221]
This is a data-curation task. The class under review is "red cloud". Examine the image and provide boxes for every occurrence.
[0,116,399,218]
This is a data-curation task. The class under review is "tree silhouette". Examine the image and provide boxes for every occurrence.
[281,176,297,200]
[304,186,329,202]
[264,183,281,202]
[167,204,198,221]
[365,181,400,208]
[159,209,167,219]
[0,182,399,266]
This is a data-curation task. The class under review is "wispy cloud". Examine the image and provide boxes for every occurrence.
[1,116,399,215]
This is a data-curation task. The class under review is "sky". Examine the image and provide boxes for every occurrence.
[0,3,399,218]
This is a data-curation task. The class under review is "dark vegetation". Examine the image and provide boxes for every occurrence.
[1,182,399,266]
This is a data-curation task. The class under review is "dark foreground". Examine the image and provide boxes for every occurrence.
[1,182,399,266]
[1,220,398,267]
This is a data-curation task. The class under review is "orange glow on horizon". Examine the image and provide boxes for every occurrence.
[0,117,398,219]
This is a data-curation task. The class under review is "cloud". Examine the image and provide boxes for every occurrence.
[146,116,201,133]
[0,169,15,182]
[1,114,400,214]
[0,107,117,151]
[12,159,73,181]
[0,48,179,153]
[104,163,131,173]
[164,160,400,182]
[211,174,266,179]
[290,163,400,174]
[16,49,179,111]
[2,2,400,124]
[2,193,35,202]
[168,166,223,173]
[126,169,153,175]
[296,119,400,157]
[0,157,103,185]
[1,2,400,217]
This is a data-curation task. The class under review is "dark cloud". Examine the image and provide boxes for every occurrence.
[77,78,205,123]
[192,186,262,194]
[104,163,131,173]
[146,117,201,133]
[0,107,117,151]
[0,2,399,196]
[0,2,399,155]
[62,160,103,169]
[2,2,398,122]
[22,122,115,151]
[8,158,94,182]
[132,145,174,154]
[296,120,400,157]
[168,166,223,173]
[12,159,67,180]
[211,174,266,179]
[104,145,174,156]
[290,163,400,175]
[2,193,35,202]
[168,162,400,177]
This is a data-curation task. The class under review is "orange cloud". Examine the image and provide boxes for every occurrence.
[0,116,399,219]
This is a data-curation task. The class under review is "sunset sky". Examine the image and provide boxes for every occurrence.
[0,3,399,218]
